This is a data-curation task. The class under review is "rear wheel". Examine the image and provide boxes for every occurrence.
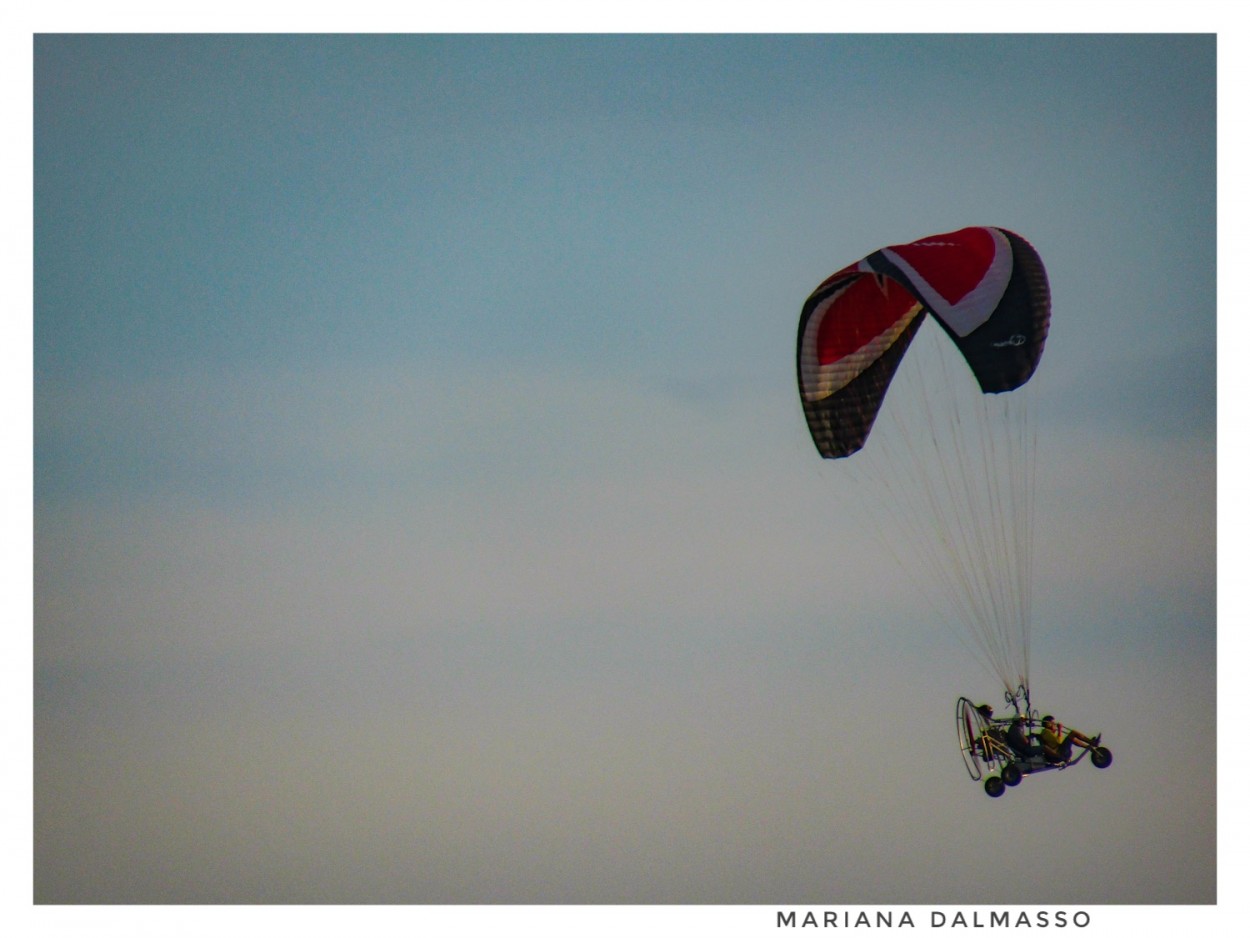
[1001,763,1022,787]
[1091,747,1113,769]
[984,776,1006,798]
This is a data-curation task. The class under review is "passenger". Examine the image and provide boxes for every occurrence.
[1039,715,1101,763]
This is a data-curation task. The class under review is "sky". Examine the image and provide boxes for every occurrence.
[21,16,1238,937]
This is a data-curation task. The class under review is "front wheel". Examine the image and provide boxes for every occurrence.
[984,776,1006,798]
[1091,747,1113,769]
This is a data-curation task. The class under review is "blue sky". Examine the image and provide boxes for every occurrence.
[23,19,1235,935]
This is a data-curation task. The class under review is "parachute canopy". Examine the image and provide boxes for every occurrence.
[795,227,1051,697]
[797,226,1050,458]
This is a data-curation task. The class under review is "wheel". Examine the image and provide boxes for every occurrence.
[1001,763,1022,787]
[984,776,1006,798]
[1091,747,1113,769]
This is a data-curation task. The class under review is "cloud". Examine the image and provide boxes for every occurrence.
[35,341,1214,708]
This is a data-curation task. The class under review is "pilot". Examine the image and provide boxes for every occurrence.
[1006,716,1043,760]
